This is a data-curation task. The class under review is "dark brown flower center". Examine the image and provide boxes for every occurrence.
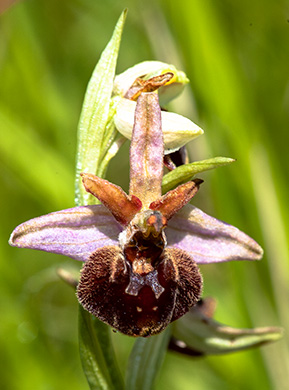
[77,242,202,337]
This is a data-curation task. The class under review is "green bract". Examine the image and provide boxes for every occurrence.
[162,157,236,193]
[75,10,127,206]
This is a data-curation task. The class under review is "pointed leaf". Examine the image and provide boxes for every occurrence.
[79,306,124,390]
[162,157,235,193]
[75,10,127,206]
[90,315,124,390]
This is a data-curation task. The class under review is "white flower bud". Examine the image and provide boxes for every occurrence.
[114,97,204,154]
[113,61,189,104]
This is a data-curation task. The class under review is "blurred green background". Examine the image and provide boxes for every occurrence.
[1,0,289,389]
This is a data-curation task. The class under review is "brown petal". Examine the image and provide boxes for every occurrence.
[149,179,203,220]
[81,173,142,226]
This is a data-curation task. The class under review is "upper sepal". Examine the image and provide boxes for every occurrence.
[129,93,163,207]
[166,204,263,263]
[9,205,121,261]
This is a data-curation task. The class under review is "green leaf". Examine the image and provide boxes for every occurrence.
[126,327,171,390]
[75,9,127,206]
[172,303,283,356]
[162,157,235,193]
[78,305,124,390]
[92,318,124,390]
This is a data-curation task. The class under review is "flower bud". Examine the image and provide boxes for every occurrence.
[114,97,204,154]
[113,60,189,105]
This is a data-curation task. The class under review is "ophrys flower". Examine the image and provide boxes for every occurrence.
[9,93,263,337]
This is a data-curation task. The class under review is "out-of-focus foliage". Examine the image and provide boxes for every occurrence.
[1,0,288,389]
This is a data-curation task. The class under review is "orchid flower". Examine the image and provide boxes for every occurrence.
[9,93,263,337]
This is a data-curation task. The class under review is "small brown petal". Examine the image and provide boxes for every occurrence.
[81,173,142,226]
[149,179,203,220]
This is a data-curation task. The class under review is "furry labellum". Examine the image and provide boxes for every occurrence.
[77,210,202,337]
